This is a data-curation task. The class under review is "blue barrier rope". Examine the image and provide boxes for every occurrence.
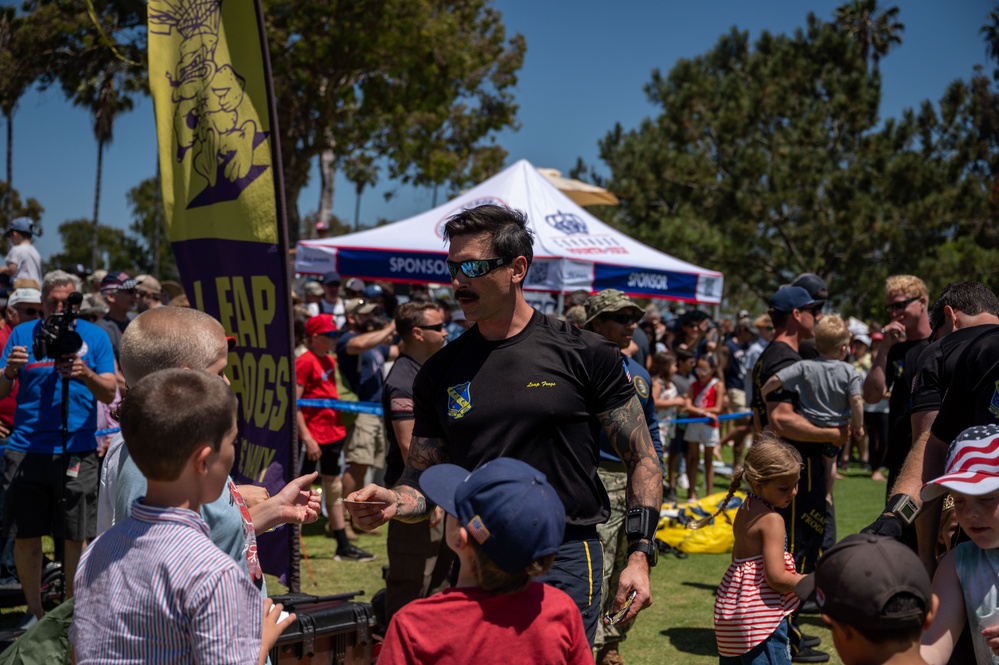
[92,408,755,440]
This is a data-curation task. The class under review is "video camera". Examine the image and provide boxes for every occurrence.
[32,292,84,360]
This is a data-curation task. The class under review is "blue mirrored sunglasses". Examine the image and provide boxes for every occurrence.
[446,256,515,279]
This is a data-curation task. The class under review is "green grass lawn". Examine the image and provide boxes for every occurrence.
[270,463,887,665]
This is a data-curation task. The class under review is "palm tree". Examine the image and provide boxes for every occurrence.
[834,0,905,72]
[982,8,999,67]
[73,62,133,271]
[0,9,37,221]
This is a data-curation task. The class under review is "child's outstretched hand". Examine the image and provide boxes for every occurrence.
[259,598,296,665]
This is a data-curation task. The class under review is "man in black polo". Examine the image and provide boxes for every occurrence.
[347,205,662,646]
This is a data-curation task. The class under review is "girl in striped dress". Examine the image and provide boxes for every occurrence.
[691,434,803,664]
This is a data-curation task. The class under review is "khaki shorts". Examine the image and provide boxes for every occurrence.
[726,388,747,412]
[344,412,386,468]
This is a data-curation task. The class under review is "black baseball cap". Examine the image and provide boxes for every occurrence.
[792,273,828,304]
[795,534,931,631]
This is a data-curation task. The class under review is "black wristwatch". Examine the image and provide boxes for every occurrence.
[884,493,920,526]
[624,507,659,542]
[627,540,658,568]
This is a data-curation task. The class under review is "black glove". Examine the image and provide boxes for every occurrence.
[860,513,905,541]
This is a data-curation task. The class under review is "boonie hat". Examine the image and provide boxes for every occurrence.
[768,286,817,314]
[7,288,41,308]
[344,298,377,316]
[922,424,999,502]
[420,458,566,574]
[583,289,643,329]
[100,271,138,294]
[5,217,33,236]
[322,271,341,285]
[304,314,338,337]
[303,281,324,297]
[135,275,162,296]
[795,533,931,631]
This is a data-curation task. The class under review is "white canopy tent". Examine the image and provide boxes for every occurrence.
[295,160,723,304]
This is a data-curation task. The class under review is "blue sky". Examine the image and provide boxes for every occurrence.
[4,0,995,264]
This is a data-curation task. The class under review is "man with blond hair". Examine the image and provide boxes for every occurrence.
[862,275,932,500]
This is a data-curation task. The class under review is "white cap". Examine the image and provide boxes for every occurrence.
[8,288,41,307]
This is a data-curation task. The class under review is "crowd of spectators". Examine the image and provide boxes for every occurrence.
[0,205,998,665]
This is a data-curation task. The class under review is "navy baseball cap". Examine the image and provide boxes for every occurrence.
[322,271,341,285]
[420,458,566,574]
[769,286,817,314]
[792,273,829,304]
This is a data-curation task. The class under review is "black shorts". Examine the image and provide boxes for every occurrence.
[3,449,99,541]
[300,438,346,477]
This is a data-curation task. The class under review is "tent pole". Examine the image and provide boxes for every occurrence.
[557,292,565,316]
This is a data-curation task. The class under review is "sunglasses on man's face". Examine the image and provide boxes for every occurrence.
[16,307,39,317]
[416,323,445,332]
[600,312,638,325]
[446,256,515,279]
[885,296,920,315]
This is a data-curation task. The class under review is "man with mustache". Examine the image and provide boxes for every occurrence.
[347,205,662,647]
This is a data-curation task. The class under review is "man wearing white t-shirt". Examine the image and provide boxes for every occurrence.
[1,218,42,285]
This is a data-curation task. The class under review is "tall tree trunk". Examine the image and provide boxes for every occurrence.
[92,140,104,271]
[4,109,12,220]
[317,147,335,237]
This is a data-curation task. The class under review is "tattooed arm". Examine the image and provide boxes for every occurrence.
[344,435,449,528]
[599,395,664,510]
[598,395,663,623]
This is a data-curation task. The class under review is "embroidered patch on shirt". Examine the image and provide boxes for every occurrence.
[634,376,649,399]
[447,382,472,420]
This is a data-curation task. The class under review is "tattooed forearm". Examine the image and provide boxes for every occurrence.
[392,435,449,523]
[599,396,663,509]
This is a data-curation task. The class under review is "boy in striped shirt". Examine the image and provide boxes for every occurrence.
[71,369,295,664]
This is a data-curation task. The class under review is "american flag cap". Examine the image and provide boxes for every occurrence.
[921,424,999,502]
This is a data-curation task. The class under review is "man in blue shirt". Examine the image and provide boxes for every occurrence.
[0,270,116,626]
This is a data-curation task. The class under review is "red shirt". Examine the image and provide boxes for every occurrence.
[379,583,592,665]
[295,350,346,444]
[0,324,17,428]
[690,378,720,429]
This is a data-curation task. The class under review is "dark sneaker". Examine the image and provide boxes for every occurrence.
[800,634,821,648]
[335,544,375,562]
[792,647,830,663]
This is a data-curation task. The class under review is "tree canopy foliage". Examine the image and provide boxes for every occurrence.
[595,7,999,317]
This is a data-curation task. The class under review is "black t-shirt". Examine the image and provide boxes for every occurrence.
[382,354,422,487]
[911,325,999,415]
[883,338,930,474]
[931,327,999,445]
[411,310,635,525]
[750,341,801,431]
[798,339,819,361]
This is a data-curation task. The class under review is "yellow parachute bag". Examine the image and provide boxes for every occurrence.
[655,490,746,555]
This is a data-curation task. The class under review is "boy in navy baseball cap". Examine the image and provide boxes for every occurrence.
[378,458,592,664]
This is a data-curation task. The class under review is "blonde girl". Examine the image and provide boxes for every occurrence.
[692,434,802,664]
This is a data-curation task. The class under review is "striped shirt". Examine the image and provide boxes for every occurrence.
[71,500,263,664]
[714,551,800,656]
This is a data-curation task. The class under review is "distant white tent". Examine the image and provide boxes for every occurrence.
[296,160,723,304]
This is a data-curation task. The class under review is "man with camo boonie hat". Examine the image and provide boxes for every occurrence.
[583,289,662,665]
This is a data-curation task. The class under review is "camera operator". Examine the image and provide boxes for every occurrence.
[0,270,115,627]
[336,298,399,532]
